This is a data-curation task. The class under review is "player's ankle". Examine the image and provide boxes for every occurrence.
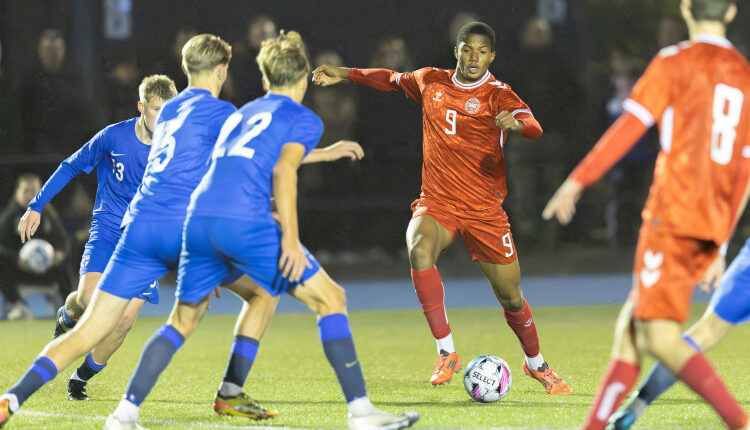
[347,396,375,417]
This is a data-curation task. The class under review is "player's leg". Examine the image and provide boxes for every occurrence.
[611,310,736,429]
[405,201,459,385]
[289,269,419,430]
[474,258,570,394]
[66,298,147,400]
[108,297,211,428]
[0,289,130,423]
[212,275,280,419]
[637,318,747,429]
[581,299,642,430]
[55,272,101,337]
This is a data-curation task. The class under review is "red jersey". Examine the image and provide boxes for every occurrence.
[571,35,750,244]
[349,67,542,217]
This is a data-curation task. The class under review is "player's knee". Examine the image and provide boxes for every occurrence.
[315,283,347,316]
[408,242,437,270]
[115,313,137,338]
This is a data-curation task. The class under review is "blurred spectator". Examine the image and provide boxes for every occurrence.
[657,16,686,49]
[0,39,15,154]
[0,174,74,319]
[230,15,277,104]
[18,29,99,157]
[102,59,140,123]
[435,11,479,69]
[505,18,582,245]
[602,50,656,247]
[61,182,93,270]
[308,50,358,150]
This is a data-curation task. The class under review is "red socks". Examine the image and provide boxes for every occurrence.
[503,300,540,357]
[582,360,640,430]
[411,267,450,339]
[678,353,748,430]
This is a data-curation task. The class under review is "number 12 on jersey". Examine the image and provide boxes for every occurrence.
[213,111,273,160]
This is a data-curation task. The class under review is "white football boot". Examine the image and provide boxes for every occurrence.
[347,408,419,430]
[104,414,149,430]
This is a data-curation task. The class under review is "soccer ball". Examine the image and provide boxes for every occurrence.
[463,355,512,403]
[19,238,55,275]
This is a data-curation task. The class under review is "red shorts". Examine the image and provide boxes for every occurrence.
[410,197,517,265]
[630,225,718,322]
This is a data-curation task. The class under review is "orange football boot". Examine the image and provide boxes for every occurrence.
[522,361,572,395]
[0,398,11,428]
[430,352,462,385]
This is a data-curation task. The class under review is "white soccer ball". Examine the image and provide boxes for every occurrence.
[19,238,55,275]
[463,355,512,403]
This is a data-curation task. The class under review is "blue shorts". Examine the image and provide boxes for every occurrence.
[81,227,159,304]
[97,219,183,303]
[710,238,750,325]
[177,216,320,303]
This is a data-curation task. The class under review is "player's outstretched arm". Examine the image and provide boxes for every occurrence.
[496,111,542,138]
[273,143,314,283]
[312,65,350,87]
[302,140,364,164]
[542,179,584,225]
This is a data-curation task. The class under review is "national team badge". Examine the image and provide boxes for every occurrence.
[465,97,480,114]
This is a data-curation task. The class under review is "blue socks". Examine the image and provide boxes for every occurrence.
[318,314,367,402]
[124,325,184,406]
[8,357,58,408]
[223,336,259,387]
[636,335,700,405]
[73,353,107,382]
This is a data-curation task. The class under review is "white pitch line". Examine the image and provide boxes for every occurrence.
[17,410,303,429]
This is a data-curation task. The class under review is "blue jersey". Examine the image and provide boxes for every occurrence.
[188,93,323,220]
[29,117,149,233]
[123,88,236,226]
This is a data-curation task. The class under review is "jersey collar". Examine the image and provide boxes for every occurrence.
[451,70,491,90]
[694,33,732,48]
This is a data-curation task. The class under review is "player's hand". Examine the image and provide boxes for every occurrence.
[312,65,350,87]
[542,179,584,225]
[495,111,524,132]
[18,210,41,243]
[279,237,312,283]
[320,140,364,162]
[699,254,726,293]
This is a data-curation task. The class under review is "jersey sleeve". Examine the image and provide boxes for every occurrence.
[623,53,672,127]
[348,67,425,102]
[494,87,542,138]
[28,126,111,213]
[286,110,324,156]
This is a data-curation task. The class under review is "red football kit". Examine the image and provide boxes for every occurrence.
[349,67,542,264]
[570,34,750,322]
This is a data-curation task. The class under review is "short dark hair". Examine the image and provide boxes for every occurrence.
[15,173,40,190]
[690,0,734,21]
[456,21,495,51]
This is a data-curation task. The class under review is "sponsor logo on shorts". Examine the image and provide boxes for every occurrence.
[640,249,663,288]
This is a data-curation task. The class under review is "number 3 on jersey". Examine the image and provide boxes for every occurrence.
[213,112,273,159]
[710,83,744,165]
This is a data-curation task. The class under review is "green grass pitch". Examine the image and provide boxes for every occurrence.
[1,305,748,429]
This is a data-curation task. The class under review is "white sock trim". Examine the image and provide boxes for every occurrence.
[347,396,374,417]
[113,398,140,423]
[1,393,19,413]
[69,370,85,382]
[218,381,242,398]
[526,353,545,370]
[436,333,455,355]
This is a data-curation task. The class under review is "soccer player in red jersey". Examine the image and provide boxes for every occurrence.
[313,21,571,394]
[543,0,750,428]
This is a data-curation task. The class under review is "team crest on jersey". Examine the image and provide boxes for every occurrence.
[465,97,481,114]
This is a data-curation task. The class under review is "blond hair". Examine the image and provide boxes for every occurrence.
[256,30,310,88]
[181,34,232,76]
[138,74,178,104]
